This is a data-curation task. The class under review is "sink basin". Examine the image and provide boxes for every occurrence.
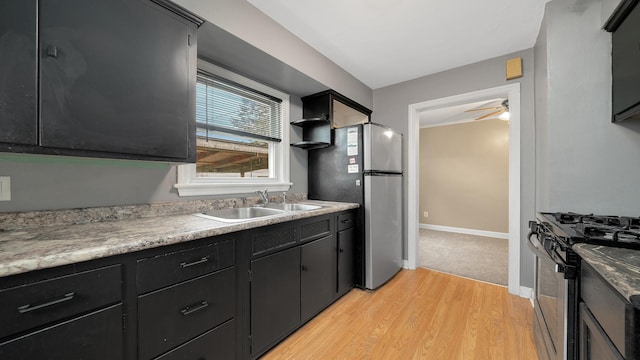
[197,207,285,222]
[263,203,323,211]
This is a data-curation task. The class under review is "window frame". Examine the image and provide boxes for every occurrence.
[175,60,291,196]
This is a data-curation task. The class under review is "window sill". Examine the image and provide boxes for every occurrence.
[174,181,292,197]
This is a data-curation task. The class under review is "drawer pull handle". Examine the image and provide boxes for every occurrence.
[18,292,75,314]
[180,301,209,316]
[341,219,352,224]
[180,257,209,269]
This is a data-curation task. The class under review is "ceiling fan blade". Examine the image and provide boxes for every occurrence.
[464,106,502,112]
[475,109,504,120]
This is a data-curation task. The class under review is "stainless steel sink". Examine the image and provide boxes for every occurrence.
[263,203,323,211]
[196,207,285,222]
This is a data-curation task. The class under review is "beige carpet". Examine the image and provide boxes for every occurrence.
[418,228,508,286]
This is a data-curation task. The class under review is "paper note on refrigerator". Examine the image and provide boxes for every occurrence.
[348,164,359,173]
[347,127,358,156]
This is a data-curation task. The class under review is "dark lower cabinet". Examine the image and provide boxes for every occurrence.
[250,246,301,356]
[138,267,235,360]
[0,304,124,360]
[155,319,235,360]
[0,0,37,145]
[580,302,624,360]
[337,226,355,296]
[301,235,336,322]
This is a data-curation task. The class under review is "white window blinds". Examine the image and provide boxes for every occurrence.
[196,71,282,142]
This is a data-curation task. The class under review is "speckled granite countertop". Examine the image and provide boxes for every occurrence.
[0,200,358,279]
[573,244,640,304]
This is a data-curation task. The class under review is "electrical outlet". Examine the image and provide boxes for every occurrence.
[423,211,428,218]
[0,176,10,201]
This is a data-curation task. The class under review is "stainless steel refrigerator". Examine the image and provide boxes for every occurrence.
[308,123,403,290]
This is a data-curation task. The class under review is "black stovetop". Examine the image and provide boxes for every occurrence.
[537,212,640,250]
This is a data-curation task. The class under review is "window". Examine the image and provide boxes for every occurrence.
[175,61,291,196]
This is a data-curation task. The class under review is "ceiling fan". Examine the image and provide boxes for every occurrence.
[465,99,510,121]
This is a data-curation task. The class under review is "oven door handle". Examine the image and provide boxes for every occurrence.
[527,230,552,260]
[528,230,578,279]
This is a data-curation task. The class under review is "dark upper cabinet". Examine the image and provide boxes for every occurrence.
[0,0,38,145]
[38,0,198,160]
[292,90,371,150]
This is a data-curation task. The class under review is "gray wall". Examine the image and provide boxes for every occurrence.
[174,0,373,109]
[372,49,536,288]
[0,98,306,212]
[535,0,640,215]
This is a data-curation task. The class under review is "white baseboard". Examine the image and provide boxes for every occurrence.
[419,223,509,239]
[403,260,412,269]
[519,286,533,303]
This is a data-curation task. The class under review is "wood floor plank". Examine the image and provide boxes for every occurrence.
[261,268,538,360]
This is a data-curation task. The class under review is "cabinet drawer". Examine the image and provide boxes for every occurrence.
[138,267,235,360]
[155,319,234,360]
[137,239,234,294]
[337,212,354,231]
[0,303,123,360]
[252,224,297,256]
[0,264,122,339]
[300,217,331,242]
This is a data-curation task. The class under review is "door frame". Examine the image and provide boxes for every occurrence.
[406,83,521,295]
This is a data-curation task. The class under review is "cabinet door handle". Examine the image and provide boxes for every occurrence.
[180,256,209,269]
[341,219,352,224]
[18,292,75,314]
[301,265,308,271]
[180,301,209,316]
[47,46,58,58]
[339,248,344,253]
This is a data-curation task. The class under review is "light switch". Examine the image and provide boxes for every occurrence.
[0,176,11,201]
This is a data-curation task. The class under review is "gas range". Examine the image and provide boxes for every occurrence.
[536,212,640,251]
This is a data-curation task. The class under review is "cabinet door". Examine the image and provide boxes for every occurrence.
[251,247,300,356]
[301,235,336,322]
[39,0,195,159]
[337,227,355,296]
[0,0,37,145]
[579,303,624,360]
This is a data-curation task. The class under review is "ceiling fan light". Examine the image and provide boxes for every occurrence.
[499,111,510,121]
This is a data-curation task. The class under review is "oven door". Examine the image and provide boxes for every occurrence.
[528,230,576,360]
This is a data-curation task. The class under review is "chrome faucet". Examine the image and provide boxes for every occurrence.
[282,191,287,205]
[256,190,269,205]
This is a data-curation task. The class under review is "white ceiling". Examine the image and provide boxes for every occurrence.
[419,98,505,127]
[247,0,550,89]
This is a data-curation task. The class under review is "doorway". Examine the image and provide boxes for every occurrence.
[406,84,521,295]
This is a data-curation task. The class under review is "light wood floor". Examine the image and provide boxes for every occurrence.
[261,268,538,360]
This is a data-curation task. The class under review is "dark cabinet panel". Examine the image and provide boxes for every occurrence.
[580,303,624,360]
[337,226,355,296]
[0,0,37,145]
[0,304,123,360]
[301,235,336,322]
[39,0,196,159]
[137,239,234,294]
[0,264,122,339]
[251,246,301,355]
[155,319,235,360]
[138,267,235,360]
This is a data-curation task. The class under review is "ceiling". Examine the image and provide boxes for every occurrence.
[419,98,506,128]
[247,0,550,89]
